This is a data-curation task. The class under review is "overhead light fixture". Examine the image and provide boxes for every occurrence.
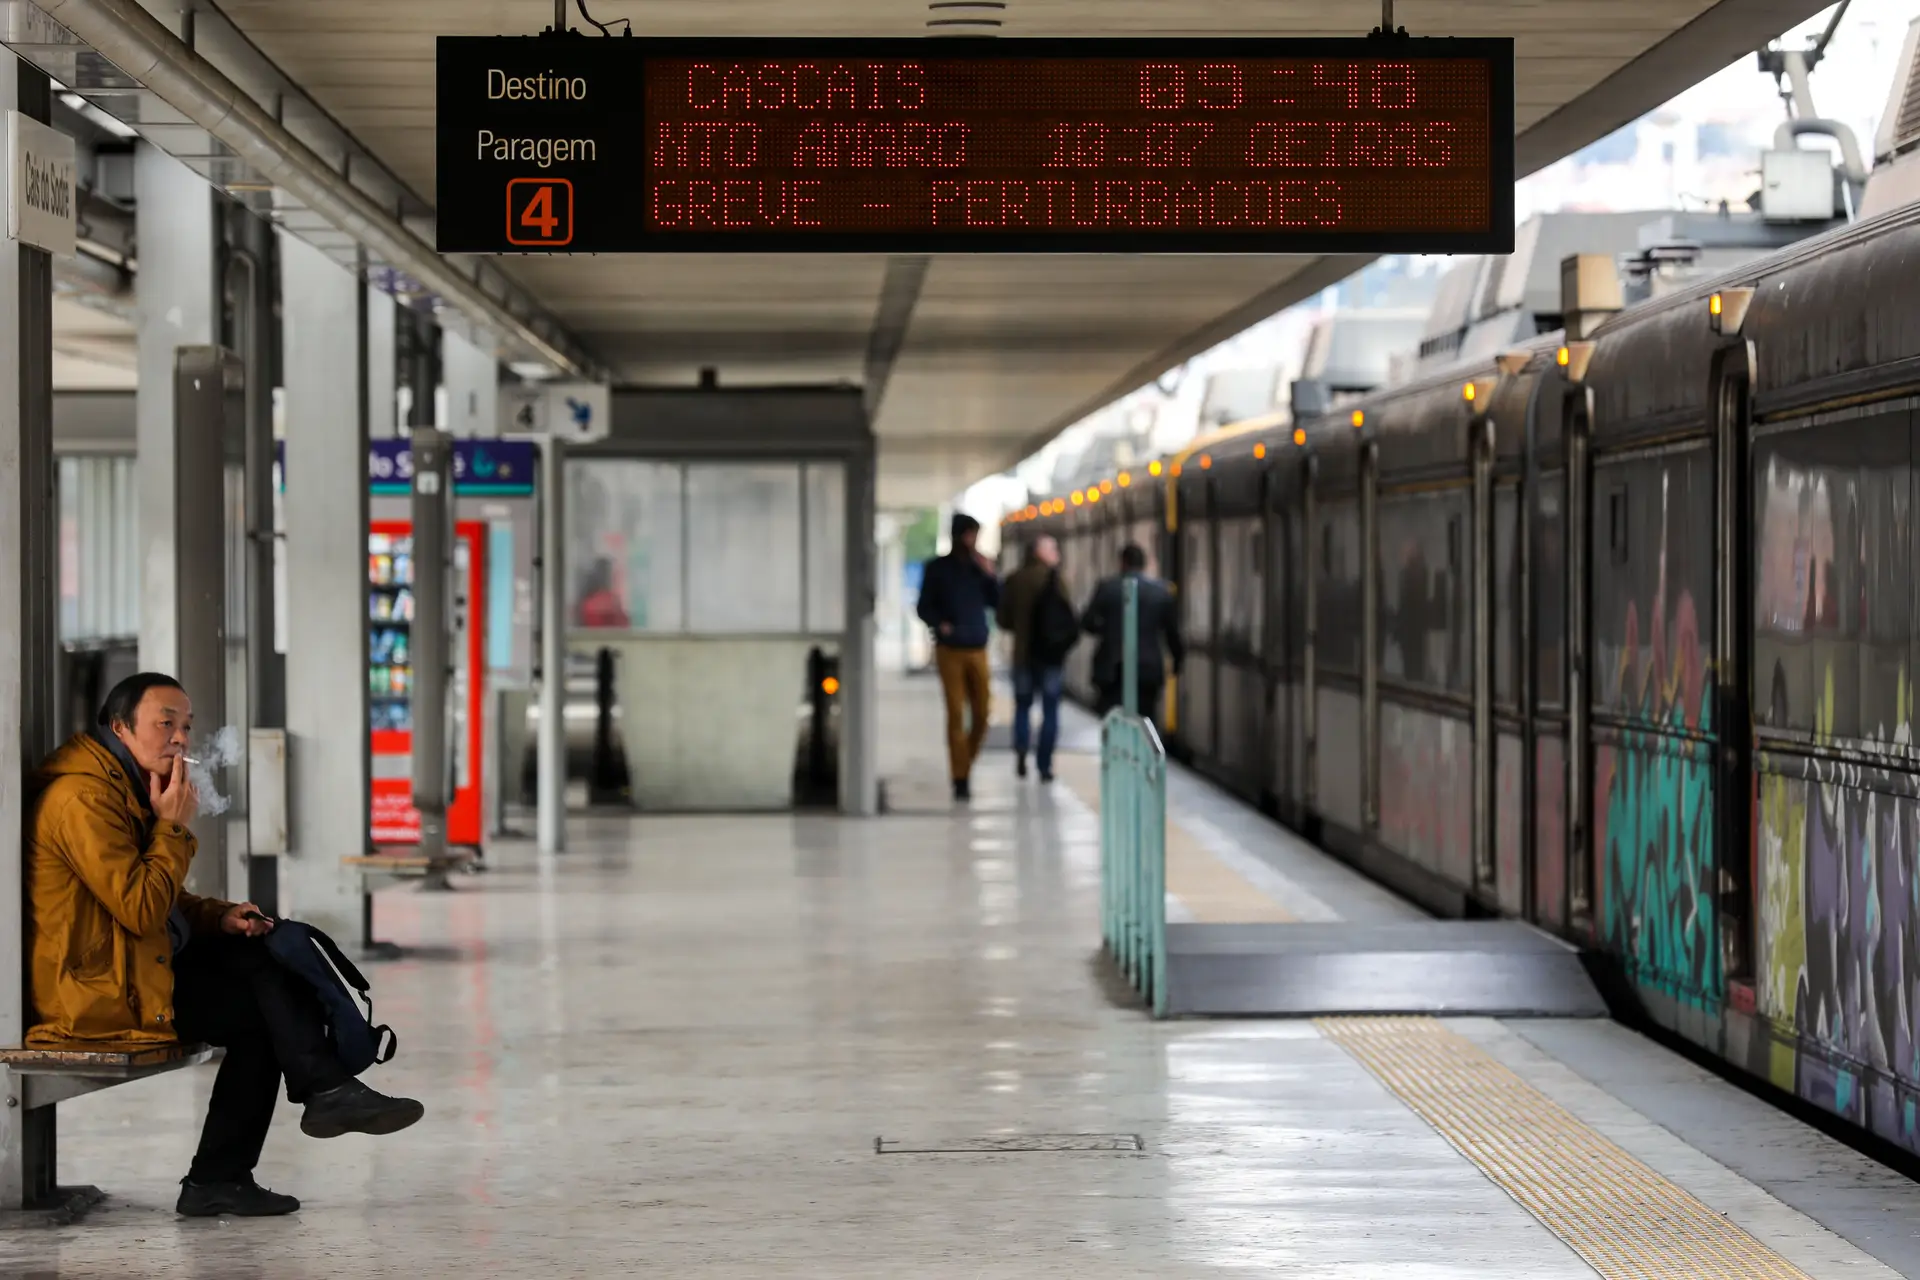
[1559,341,1596,385]
[1350,410,1364,428]
[1293,427,1307,446]
[1148,461,1163,477]
[1708,287,1755,337]
[1253,443,1266,459]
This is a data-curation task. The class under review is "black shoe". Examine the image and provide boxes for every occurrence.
[300,1078,425,1140]
[177,1176,300,1218]
[952,778,971,802]
[1016,753,1028,778]
[1039,768,1054,784]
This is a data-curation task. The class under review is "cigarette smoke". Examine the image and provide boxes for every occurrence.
[186,725,243,817]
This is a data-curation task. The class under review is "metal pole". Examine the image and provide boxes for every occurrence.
[537,435,568,851]
[1122,574,1139,717]
[554,0,567,31]
[409,427,454,886]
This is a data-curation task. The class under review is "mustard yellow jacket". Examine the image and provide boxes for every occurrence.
[25,733,232,1044]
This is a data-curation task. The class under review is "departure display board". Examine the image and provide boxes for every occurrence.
[436,37,1515,254]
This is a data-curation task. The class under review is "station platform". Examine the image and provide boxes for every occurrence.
[12,672,1920,1277]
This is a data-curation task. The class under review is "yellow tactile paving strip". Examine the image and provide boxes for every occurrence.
[1317,1017,1816,1280]
[1051,753,1295,924]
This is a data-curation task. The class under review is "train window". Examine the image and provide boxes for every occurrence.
[1751,409,1909,745]
[1378,489,1466,693]
[1534,475,1566,709]
[1591,450,1714,727]
[1494,488,1518,709]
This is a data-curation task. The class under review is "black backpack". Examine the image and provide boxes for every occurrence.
[261,917,398,1074]
[1028,570,1080,667]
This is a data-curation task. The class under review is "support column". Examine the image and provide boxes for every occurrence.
[537,435,567,851]
[1,56,64,1209]
[365,285,398,439]
[442,328,498,438]
[279,232,369,940]
[134,143,218,678]
[841,442,878,815]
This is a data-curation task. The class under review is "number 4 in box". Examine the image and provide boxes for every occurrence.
[506,178,573,248]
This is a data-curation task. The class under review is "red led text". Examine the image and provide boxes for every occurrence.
[929,178,1343,230]
[652,179,825,227]
[685,62,927,112]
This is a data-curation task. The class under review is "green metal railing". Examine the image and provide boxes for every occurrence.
[1099,576,1169,1017]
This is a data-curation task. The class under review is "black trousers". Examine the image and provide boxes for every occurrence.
[1097,675,1165,733]
[171,934,349,1182]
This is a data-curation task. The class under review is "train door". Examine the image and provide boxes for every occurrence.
[1712,352,1755,994]
[1525,381,1573,932]
[1264,463,1290,818]
[1302,455,1320,830]
[1360,441,1380,837]
[1471,414,1495,904]
[1566,394,1593,932]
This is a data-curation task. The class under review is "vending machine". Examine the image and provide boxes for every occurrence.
[368,518,487,847]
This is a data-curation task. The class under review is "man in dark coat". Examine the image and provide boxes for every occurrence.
[1082,543,1184,730]
[996,534,1076,782]
[915,512,1002,800]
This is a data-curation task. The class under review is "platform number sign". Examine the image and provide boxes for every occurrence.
[506,177,573,248]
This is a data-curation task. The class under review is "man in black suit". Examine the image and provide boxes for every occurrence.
[1082,543,1184,731]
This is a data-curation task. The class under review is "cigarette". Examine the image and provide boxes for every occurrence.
[182,755,201,765]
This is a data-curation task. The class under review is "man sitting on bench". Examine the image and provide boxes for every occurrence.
[25,672,425,1218]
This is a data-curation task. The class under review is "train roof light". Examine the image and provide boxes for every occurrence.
[1024,504,1038,519]
[1170,462,1183,477]
[1463,378,1494,407]
[1560,341,1596,385]
[1148,460,1163,477]
[1087,487,1101,503]
[1198,454,1212,469]
[1350,410,1364,428]
[1462,381,1477,403]
[1118,471,1132,487]
[1253,443,1266,459]
[822,676,840,695]
[1708,287,1755,336]
[1293,427,1307,446]
[1556,346,1570,367]
[1070,491,1084,506]
[1099,479,1113,494]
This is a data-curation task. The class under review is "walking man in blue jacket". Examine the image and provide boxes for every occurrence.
[916,513,1001,801]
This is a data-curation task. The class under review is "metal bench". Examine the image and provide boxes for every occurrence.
[343,847,479,958]
[0,1039,215,1226]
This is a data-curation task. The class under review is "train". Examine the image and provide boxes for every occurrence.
[1004,190,1920,1155]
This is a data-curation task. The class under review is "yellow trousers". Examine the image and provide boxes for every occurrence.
[934,646,991,781]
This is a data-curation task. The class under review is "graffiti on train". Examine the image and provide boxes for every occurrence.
[1758,760,1920,1153]
[1377,702,1472,887]
[1534,734,1567,928]
[1497,733,1524,915]
[1596,717,1719,1007]
[1593,468,1717,1006]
